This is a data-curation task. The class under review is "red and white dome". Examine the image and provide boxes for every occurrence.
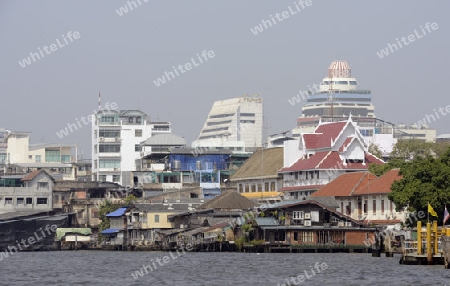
[328,60,351,78]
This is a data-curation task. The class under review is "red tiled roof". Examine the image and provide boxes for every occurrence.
[314,121,347,148]
[303,134,322,149]
[354,169,401,195]
[22,169,46,181]
[279,151,330,173]
[280,151,384,173]
[339,137,354,152]
[311,172,377,197]
[279,185,323,193]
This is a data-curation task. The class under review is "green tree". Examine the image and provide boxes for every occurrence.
[98,200,121,232]
[368,143,383,159]
[388,148,450,225]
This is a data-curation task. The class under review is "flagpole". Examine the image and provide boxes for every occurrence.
[427,202,429,223]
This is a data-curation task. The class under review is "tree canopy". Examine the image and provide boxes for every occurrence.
[387,147,450,225]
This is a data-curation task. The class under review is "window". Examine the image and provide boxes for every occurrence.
[154,214,160,223]
[135,129,142,137]
[35,155,41,163]
[99,130,120,138]
[113,175,120,182]
[77,210,84,218]
[294,232,298,241]
[300,231,314,243]
[381,200,385,214]
[99,145,120,153]
[26,198,32,204]
[136,117,141,123]
[270,182,275,191]
[390,201,393,213]
[251,185,256,192]
[38,182,48,189]
[135,145,141,152]
[245,185,249,193]
[129,117,134,123]
[238,184,243,193]
[61,155,70,163]
[265,182,269,192]
[346,202,351,215]
[373,200,377,214]
[364,200,368,213]
[99,175,107,182]
[100,116,116,123]
[240,113,255,117]
[45,150,60,162]
[293,211,304,220]
[91,209,98,218]
[37,198,48,205]
[5,198,12,204]
[99,159,120,169]
[257,183,262,192]
[17,198,24,204]
[28,155,32,159]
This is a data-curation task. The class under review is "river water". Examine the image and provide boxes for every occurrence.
[1,251,449,285]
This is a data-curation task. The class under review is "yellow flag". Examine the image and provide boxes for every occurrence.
[428,203,438,217]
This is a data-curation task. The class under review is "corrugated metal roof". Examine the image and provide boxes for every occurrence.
[106,207,128,217]
[101,228,121,235]
[141,133,186,146]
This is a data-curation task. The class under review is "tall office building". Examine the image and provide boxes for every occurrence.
[192,96,263,152]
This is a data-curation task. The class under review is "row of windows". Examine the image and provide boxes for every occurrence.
[3,197,47,205]
[99,159,121,169]
[342,199,394,215]
[289,171,320,180]
[77,209,99,219]
[207,120,232,127]
[240,120,255,124]
[209,113,234,119]
[238,182,276,193]
[127,117,142,124]
[100,116,117,123]
[98,175,121,182]
[321,81,358,85]
[240,113,255,117]
[202,127,229,133]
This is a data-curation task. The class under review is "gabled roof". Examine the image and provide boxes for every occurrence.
[354,169,401,195]
[311,172,377,197]
[197,191,257,210]
[279,151,383,173]
[22,169,51,181]
[312,121,348,149]
[231,147,283,180]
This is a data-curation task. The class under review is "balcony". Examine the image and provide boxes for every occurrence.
[282,178,329,188]
[98,167,121,172]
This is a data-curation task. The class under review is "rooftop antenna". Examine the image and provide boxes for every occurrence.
[98,91,101,111]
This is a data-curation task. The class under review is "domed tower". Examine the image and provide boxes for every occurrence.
[328,60,351,78]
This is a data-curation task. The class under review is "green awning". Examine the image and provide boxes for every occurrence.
[56,228,92,241]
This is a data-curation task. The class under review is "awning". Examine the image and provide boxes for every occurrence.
[101,228,121,235]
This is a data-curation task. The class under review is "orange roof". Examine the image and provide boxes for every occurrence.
[354,169,402,195]
[22,169,46,181]
[311,172,377,197]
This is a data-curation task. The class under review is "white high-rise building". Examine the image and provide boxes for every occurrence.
[91,110,171,185]
[193,96,263,152]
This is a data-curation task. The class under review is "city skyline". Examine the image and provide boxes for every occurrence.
[0,1,449,157]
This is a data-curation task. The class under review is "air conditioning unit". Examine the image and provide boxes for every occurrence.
[180,224,185,229]
[99,137,104,141]
[345,222,352,227]
[304,220,311,226]
[114,168,119,171]
[338,221,345,227]
[304,213,311,219]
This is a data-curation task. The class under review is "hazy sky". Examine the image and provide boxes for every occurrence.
[1,1,448,158]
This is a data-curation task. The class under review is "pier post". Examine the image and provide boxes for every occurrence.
[433,221,438,255]
[417,221,422,255]
[427,222,432,264]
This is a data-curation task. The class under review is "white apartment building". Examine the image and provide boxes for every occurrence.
[91,110,171,185]
[192,95,263,152]
[0,129,77,180]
